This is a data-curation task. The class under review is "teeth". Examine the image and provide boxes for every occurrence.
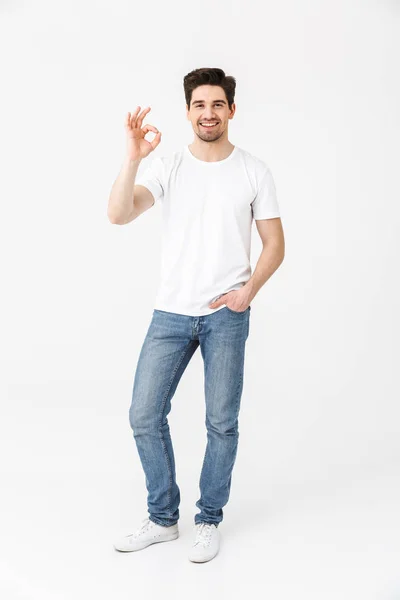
[200,123,217,127]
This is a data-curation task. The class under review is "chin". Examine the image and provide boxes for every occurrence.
[196,131,223,142]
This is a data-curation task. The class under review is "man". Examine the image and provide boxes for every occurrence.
[108,67,285,563]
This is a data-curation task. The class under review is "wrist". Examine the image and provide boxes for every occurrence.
[124,155,142,167]
[244,279,258,302]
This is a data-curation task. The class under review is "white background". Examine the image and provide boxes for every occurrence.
[1,0,399,598]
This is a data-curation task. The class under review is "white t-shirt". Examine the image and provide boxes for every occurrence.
[135,144,280,317]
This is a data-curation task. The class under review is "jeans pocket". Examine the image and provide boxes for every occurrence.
[225,305,250,315]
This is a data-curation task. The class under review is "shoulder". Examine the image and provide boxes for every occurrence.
[150,148,184,173]
[157,148,184,165]
[235,146,273,186]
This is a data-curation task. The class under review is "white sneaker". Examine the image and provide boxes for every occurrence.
[188,522,220,563]
[113,517,179,552]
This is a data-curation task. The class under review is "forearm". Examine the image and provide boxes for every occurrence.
[107,156,142,223]
[244,243,285,301]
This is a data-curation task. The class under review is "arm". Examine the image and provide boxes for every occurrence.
[208,217,285,311]
[107,156,140,224]
[107,156,155,224]
[243,217,285,301]
[107,106,162,224]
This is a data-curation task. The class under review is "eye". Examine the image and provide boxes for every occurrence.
[196,103,223,108]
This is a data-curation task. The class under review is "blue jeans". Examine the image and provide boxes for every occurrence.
[129,305,251,528]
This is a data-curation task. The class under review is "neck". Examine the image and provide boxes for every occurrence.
[188,138,235,163]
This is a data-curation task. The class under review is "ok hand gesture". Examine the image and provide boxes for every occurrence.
[125,106,162,161]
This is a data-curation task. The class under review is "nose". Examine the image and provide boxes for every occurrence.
[202,109,216,120]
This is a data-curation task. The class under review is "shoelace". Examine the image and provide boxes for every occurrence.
[194,523,214,547]
[130,517,152,539]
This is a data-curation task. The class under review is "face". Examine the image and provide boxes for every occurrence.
[186,85,235,143]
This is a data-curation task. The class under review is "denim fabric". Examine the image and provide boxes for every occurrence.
[129,305,251,528]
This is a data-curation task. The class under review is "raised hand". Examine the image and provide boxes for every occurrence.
[125,106,162,161]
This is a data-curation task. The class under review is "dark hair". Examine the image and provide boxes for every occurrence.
[183,68,236,110]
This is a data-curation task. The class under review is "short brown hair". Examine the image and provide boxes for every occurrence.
[183,68,236,110]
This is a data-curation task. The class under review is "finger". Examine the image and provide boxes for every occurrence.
[142,124,159,135]
[125,112,134,130]
[136,106,151,129]
[150,131,162,150]
[209,294,223,306]
[130,106,141,128]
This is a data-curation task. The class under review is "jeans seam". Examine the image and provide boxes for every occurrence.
[158,341,196,520]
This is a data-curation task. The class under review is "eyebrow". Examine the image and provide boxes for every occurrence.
[192,99,227,105]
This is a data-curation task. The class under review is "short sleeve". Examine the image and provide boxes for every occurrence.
[135,156,164,204]
[251,167,280,220]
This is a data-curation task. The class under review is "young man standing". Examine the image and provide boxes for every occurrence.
[108,68,285,563]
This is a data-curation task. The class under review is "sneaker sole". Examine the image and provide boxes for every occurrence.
[188,551,218,563]
[114,530,179,552]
